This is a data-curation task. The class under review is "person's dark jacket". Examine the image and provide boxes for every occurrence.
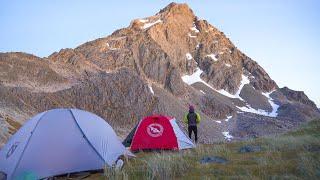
[184,110,201,126]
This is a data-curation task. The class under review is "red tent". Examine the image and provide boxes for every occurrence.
[125,115,195,151]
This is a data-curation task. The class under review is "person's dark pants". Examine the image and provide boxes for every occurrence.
[188,126,197,143]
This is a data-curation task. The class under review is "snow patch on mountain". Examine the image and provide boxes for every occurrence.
[188,33,197,38]
[181,69,251,102]
[234,90,279,117]
[235,75,250,96]
[225,63,231,67]
[190,24,199,33]
[148,85,154,95]
[180,68,279,118]
[181,68,206,86]
[225,115,232,122]
[237,105,270,116]
[216,74,250,100]
[106,43,118,50]
[138,19,149,23]
[142,19,162,29]
[181,68,221,92]
[222,131,233,141]
[206,54,218,61]
[262,91,279,117]
[186,53,193,60]
[216,89,238,98]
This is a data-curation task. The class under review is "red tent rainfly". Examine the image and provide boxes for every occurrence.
[126,115,195,151]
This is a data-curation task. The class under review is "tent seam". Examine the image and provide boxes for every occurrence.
[129,118,144,148]
[69,109,107,165]
[170,118,181,149]
[11,111,47,178]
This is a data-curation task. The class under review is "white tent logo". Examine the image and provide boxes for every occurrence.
[147,123,164,137]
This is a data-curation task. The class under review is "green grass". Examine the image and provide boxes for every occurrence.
[93,119,320,180]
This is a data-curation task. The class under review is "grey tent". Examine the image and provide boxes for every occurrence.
[0,108,133,179]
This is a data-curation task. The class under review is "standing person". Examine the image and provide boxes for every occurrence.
[184,105,201,143]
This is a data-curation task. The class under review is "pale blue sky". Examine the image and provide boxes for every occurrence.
[1,0,319,107]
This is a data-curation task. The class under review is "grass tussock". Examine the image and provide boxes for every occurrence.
[95,119,320,180]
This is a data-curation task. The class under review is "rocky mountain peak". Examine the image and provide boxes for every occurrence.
[158,2,195,19]
[280,87,318,110]
[130,2,196,33]
[45,2,279,96]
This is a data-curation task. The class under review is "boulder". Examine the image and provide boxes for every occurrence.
[200,156,228,164]
[280,87,319,111]
[239,84,272,112]
[239,145,262,153]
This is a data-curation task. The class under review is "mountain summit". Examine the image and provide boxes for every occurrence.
[0,3,319,146]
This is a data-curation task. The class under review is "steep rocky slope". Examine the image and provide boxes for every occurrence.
[0,3,319,146]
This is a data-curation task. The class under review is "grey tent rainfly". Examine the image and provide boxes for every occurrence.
[0,108,134,179]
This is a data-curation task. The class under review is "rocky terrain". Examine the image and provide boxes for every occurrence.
[0,3,319,146]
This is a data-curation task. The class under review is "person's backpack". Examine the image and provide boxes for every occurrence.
[187,112,197,126]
